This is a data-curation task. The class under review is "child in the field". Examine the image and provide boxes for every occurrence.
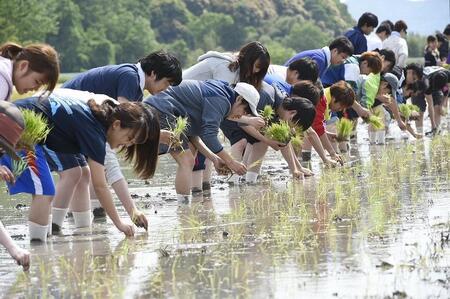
[0,41,59,269]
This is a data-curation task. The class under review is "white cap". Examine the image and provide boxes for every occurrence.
[233,82,260,117]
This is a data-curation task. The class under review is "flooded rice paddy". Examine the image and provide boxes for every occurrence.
[0,122,449,298]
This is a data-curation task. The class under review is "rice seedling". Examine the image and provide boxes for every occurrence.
[260,105,274,123]
[335,118,354,141]
[168,116,188,151]
[11,157,28,178]
[265,120,292,144]
[290,126,304,152]
[364,113,385,130]
[16,109,51,150]
[399,103,420,121]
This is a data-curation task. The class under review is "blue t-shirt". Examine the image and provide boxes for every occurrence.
[284,48,329,78]
[263,74,292,95]
[63,64,143,101]
[15,94,107,165]
[344,27,367,55]
[145,80,235,153]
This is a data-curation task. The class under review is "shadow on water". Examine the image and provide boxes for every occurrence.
[0,126,450,298]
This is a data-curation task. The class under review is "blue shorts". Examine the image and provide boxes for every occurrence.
[0,145,55,196]
[42,146,87,172]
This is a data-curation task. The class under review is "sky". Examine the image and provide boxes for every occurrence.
[341,0,449,35]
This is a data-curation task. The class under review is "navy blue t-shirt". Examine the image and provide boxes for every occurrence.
[63,64,143,102]
[15,94,107,165]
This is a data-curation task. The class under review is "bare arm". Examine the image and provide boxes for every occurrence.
[231,115,265,130]
[306,128,337,166]
[189,136,219,163]
[88,159,134,236]
[386,100,406,130]
[352,101,370,118]
[425,94,436,129]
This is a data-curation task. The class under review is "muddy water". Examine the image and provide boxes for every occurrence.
[0,124,449,298]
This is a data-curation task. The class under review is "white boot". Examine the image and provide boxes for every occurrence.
[376,131,385,145]
[245,171,259,184]
[368,131,377,144]
[177,194,191,204]
[73,210,92,228]
[228,174,240,185]
[29,221,48,242]
[51,207,68,228]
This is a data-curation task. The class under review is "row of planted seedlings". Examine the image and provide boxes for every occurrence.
[142,180,321,298]
[8,238,145,298]
[142,131,443,297]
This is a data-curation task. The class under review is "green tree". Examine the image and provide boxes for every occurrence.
[84,29,115,68]
[0,0,58,43]
[264,41,296,65]
[150,0,192,44]
[188,12,240,50]
[46,0,88,72]
[284,22,332,52]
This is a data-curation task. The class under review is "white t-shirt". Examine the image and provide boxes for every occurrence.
[366,33,383,51]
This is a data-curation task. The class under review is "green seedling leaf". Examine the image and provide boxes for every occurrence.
[336,118,354,142]
[17,109,51,150]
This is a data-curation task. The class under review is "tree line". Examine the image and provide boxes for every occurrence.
[0,0,425,72]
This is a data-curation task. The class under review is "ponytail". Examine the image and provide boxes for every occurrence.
[122,104,160,179]
[87,99,118,129]
[0,42,23,60]
[0,42,60,92]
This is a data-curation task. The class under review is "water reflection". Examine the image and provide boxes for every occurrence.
[0,133,449,298]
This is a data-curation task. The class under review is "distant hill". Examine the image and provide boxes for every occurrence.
[1,0,355,71]
[342,0,449,35]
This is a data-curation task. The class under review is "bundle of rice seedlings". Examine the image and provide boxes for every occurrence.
[16,109,51,150]
[364,113,385,130]
[265,120,292,144]
[168,116,188,151]
[11,157,28,178]
[336,118,354,141]
[260,105,274,122]
[399,103,420,121]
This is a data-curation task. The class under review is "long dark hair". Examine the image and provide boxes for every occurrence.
[0,42,60,92]
[228,41,270,90]
[88,100,160,179]
[122,103,160,179]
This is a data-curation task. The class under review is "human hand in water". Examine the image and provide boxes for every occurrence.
[293,170,304,180]
[227,160,247,176]
[117,221,135,237]
[9,246,30,271]
[330,153,344,165]
[324,157,339,168]
[213,157,231,176]
[299,166,314,176]
[131,209,148,231]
